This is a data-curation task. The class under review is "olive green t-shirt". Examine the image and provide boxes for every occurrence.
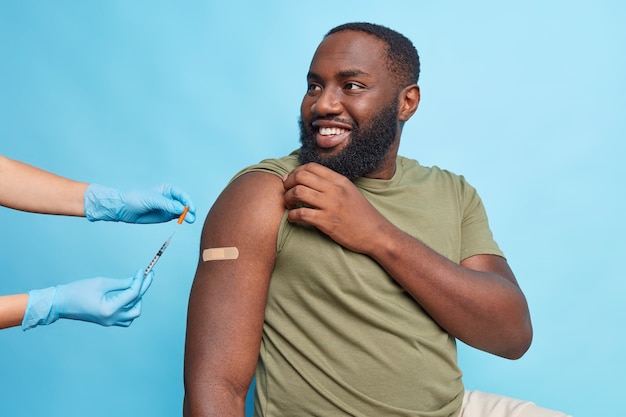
[232,152,504,417]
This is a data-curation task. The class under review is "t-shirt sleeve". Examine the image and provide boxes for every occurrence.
[459,177,505,260]
[229,154,299,184]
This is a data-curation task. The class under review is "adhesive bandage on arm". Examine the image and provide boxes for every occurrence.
[202,247,239,261]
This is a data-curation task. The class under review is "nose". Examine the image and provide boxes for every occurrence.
[311,87,342,116]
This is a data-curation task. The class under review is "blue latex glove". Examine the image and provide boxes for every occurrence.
[84,183,196,224]
[22,269,153,330]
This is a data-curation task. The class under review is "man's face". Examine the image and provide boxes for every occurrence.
[299,30,401,180]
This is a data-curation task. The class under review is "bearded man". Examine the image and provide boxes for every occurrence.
[183,22,570,417]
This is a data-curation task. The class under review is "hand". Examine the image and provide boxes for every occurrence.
[84,183,196,224]
[282,162,390,255]
[22,269,154,330]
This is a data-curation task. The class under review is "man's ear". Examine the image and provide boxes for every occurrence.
[398,84,420,122]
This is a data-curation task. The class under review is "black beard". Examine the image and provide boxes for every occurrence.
[298,101,399,180]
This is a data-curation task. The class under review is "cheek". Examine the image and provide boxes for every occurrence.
[300,95,314,116]
[347,104,376,125]
[354,92,399,121]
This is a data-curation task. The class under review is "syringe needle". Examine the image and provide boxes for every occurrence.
[144,234,172,276]
[142,207,189,277]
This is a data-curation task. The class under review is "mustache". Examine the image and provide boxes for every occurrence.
[311,116,356,129]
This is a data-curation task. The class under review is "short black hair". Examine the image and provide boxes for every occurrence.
[326,22,420,87]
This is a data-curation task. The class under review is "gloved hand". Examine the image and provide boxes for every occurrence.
[84,183,196,224]
[22,268,154,330]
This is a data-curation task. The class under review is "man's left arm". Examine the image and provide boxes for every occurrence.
[283,162,532,359]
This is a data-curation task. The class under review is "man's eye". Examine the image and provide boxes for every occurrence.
[345,82,364,90]
[307,84,321,93]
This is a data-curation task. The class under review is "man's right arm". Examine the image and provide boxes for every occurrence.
[183,172,285,417]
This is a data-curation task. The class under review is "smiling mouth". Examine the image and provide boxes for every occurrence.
[316,126,351,149]
[319,127,348,136]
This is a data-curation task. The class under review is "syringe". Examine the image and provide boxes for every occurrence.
[144,235,172,276]
[143,206,189,276]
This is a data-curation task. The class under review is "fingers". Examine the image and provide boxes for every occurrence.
[108,274,143,311]
[106,271,148,327]
[283,162,340,191]
[181,209,196,224]
[139,270,154,298]
[126,268,153,300]
[118,299,143,327]
[283,163,356,217]
[283,163,338,210]
[160,184,197,223]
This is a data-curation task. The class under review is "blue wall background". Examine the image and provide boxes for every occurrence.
[1,1,624,416]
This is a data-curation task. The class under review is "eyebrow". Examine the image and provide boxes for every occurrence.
[307,69,371,80]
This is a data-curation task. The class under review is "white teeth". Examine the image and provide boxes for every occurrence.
[319,127,347,136]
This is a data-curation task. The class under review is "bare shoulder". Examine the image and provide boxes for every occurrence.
[198,171,285,268]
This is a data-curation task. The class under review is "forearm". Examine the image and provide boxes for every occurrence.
[370,224,532,358]
[0,155,87,216]
[0,294,28,329]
